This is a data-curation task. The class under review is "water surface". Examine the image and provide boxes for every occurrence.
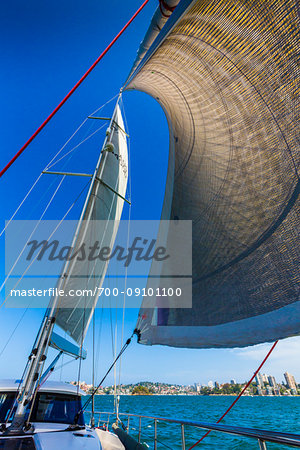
[85,395,300,449]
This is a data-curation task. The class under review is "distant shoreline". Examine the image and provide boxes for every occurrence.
[91,393,299,397]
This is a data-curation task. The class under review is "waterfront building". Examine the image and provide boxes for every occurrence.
[194,383,201,393]
[268,375,277,388]
[255,372,264,387]
[257,386,263,395]
[266,386,273,396]
[284,372,297,391]
[230,379,236,385]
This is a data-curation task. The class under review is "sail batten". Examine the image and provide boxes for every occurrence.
[129,0,300,348]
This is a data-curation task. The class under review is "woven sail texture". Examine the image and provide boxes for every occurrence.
[129,0,300,348]
[55,105,128,344]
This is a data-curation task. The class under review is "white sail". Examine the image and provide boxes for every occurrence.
[129,0,300,348]
[54,105,128,344]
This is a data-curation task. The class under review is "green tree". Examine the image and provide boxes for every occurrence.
[132,385,151,395]
[200,387,211,396]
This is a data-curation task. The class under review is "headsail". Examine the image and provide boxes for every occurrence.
[54,104,128,344]
[128,0,300,348]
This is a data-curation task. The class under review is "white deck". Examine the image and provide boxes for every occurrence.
[0,379,128,449]
[0,423,128,450]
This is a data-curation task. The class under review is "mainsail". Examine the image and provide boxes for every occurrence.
[128,0,300,348]
[54,105,128,344]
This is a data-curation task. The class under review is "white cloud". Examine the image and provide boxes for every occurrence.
[231,337,300,382]
[234,336,300,361]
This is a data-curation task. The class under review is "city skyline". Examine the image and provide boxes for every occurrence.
[72,370,299,397]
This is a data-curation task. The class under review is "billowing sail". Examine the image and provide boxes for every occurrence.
[128,0,300,348]
[54,105,128,344]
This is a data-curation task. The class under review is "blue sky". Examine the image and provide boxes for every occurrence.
[0,0,299,388]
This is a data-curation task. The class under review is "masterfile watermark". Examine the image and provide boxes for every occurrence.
[25,237,170,267]
[7,277,191,309]
[9,286,184,299]
[5,220,192,309]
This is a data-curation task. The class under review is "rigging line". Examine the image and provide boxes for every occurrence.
[4,354,31,425]
[114,299,118,410]
[0,94,118,238]
[26,326,57,428]
[110,95,129,404]
[118,97,132,389]
[0,305,32,358]
[1,173,61,240]
[118,201,132,388]
[1,171,68,248]
[61,107,123,327]
[1,115,88,239]
[120,96,132,202]
[0,173,43,238]
[89,223,97,426]
[60,197,101,336]
[16,304,65,428]
[99,127,125,373]
[0,0,150,178]
[113,235,120,410]
[113,328,118,413]
[67,93,129,326]
[187,340,279,449]
[0,175,66,295]
[74,332,135,424]
[95,304,104,382]
[64,184,117,331]
[53,357,77,373]
[46,123,107,170]
[76,300,87,397]
[0,114,85,238]
[1,141,77,239]
[45,92,119,171]
[26,304,64,428]
[109,295,116,362]
[1,101,104,238]
[117,96,132,390]
[59,331,67,382]
[44,119,88,171]
[0,179,90,310]
[91,300,96,426]
[89,93,120,117]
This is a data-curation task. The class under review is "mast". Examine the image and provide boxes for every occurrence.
[7,92,123,433]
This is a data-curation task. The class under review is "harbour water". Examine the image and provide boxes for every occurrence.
[84,395,300,449]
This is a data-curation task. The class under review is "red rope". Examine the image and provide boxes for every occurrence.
[0,0,150,178]
[188,340,279,449]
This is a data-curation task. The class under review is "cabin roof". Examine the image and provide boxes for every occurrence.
[0,379,85,396]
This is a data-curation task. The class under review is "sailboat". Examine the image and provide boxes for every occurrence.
[1,0,300,448]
